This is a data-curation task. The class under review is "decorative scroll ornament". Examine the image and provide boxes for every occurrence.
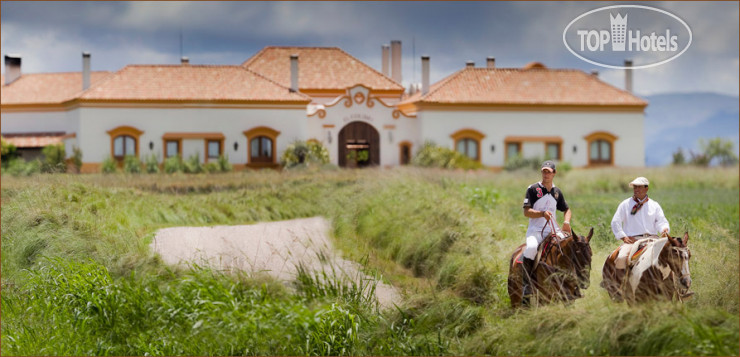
[392,110,401,119]
[366,96,375,108]
[343,96,352,107]
[354,92,365,105]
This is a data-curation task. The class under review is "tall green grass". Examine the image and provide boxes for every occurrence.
[1,166,738,355]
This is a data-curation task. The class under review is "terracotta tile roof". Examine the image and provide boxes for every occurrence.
[2,132,70,148]
[1,72,111,105]
[242,47,404,92]
[78,65,310,103]
[402,65,647,107]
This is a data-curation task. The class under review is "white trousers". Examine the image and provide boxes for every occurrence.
[523,234,544,259]
[615,243,635,269]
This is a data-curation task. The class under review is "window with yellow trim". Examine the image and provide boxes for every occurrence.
[456,138,479,160]
[546,142,561,160]
[113,135,136,159]
[250,136,273,163]
[506,142,521,160]
[165,140,180,158]
[589,140,612,164]
[207,140,221,159]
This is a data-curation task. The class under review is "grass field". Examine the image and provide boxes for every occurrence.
[1,165,738,356]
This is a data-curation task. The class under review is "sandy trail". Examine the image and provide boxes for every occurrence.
[150,217,401,308]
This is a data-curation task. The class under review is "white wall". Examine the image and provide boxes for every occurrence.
[419,109,645,167]
[77,106,307,163]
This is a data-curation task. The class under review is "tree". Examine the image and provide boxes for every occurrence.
[699,137,739,166]
[671,147,686,165]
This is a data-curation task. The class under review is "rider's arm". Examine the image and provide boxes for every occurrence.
[523,207,550,220]
[562,208,572,233]
[611,200,629,241]
[654,202,670,236]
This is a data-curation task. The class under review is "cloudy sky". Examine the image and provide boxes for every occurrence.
[2,1,738,97]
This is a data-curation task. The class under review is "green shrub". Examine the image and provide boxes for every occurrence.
[71,146,83,173]
[101,156,117,174]
[217,155,232,172]
[41,144,66,173]
[123,155,142,174]
[281,140,330,168]
[163,156,184,174]
[503,154,540,171]
[184,153,203,174]
[144,153,159,174]
[4,158,41,176]
[203,162,220,173]
[411,141,483,170]
[1,137,19,168]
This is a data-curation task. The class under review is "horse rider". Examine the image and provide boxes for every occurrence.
[521,160,572,305]
[610,176,670,287]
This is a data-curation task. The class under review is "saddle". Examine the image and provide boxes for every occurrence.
[607,237,659,269]
[514,230,570,268]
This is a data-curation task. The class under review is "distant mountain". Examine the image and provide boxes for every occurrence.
[642,92,739,166]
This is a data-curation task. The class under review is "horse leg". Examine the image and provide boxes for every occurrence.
[508,267,522,308]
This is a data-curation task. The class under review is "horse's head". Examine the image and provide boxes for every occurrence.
[562,227,594,290]
[665,232,692,294]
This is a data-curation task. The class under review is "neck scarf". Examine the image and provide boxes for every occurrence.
[630,195,649,215]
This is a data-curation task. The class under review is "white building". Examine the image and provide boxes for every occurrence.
[1,44,647,172]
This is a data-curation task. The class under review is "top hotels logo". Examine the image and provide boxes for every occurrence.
[563,5,692,69]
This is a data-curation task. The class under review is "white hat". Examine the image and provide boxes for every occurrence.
[629,176,650,187]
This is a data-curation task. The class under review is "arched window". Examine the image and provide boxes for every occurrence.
[250,136,273,162]
[450,129,485,163]
[244,126,281,168]
[456,139,479,160]
[590,140,611,163]
[107,126,143,160]
[584,131,617,166]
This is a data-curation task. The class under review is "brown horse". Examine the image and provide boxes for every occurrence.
[508,227,594,308]
[601,232,692,303]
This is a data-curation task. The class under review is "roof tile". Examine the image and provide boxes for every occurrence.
[242,47,403,92]
[1,72,111,105]
[79,65,310,102]
[403,66,647,107]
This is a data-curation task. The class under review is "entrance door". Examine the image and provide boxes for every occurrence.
[338,121,380,167]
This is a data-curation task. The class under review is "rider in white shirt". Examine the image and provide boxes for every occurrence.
[610,176,670,282]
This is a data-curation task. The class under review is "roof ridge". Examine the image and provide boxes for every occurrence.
[239,66,312,101]
[335,47,404,89]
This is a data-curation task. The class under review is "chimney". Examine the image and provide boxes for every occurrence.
[421,55,430,95]
[466,61,475,68]
[624,59,633,93]
[82,52,91,90]
[486,57,495,68]
[391,40,402,83]
[181,56,190,65]
[381,44,390,77]
[290,54,299,92]
[590,69,599,77]
[4,54,21,85]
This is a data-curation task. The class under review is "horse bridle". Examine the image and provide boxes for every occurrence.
[539,220,589,288]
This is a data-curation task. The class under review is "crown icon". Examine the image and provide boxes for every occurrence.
[610,13,628,51]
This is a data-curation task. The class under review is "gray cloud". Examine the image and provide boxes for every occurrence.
[2,1,737,96]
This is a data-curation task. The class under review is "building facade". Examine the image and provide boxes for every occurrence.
[1,45,647,172]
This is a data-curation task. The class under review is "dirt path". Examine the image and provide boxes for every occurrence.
[150,217,401,308]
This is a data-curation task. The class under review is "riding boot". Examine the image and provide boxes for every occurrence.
[522,257,536,306]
